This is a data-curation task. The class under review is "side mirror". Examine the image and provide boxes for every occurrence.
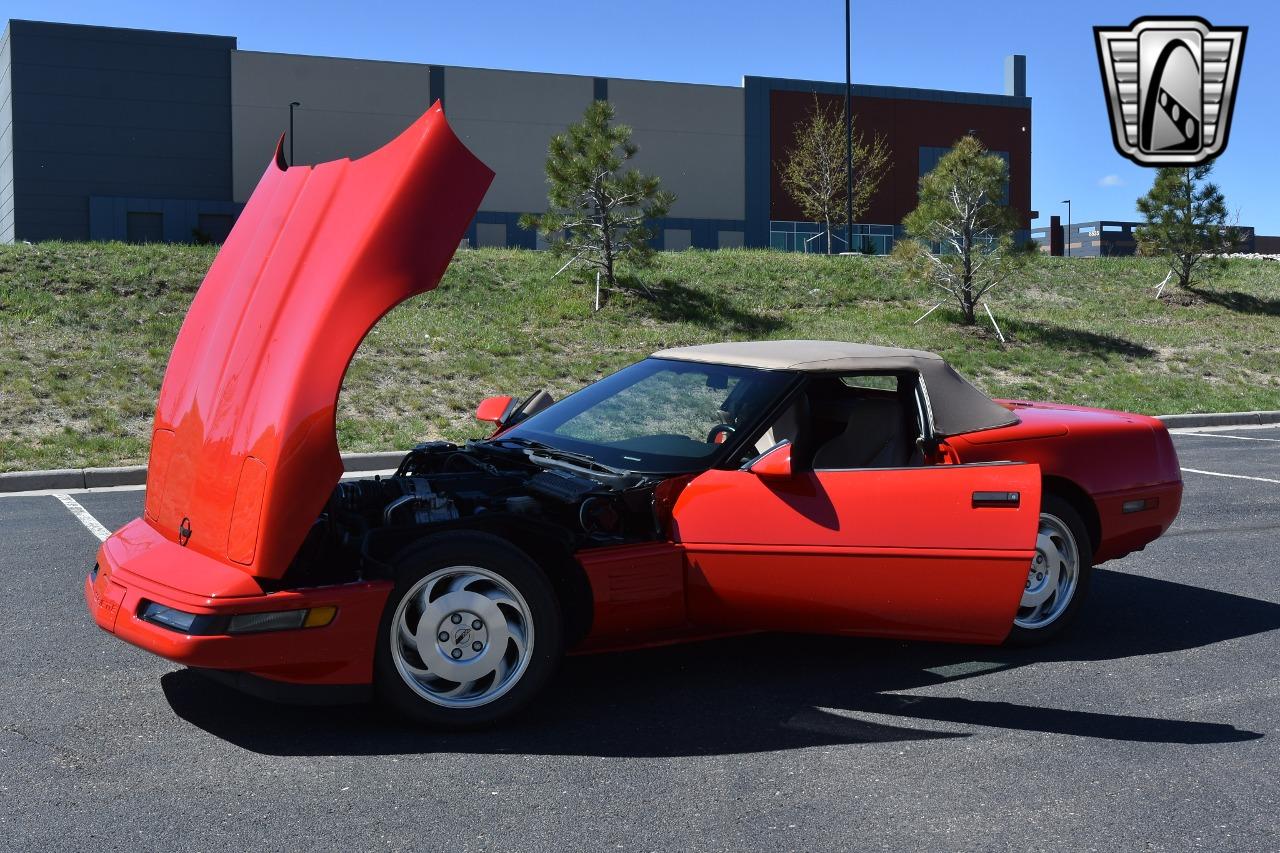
[745,440,792,479]
[475,395,517,426]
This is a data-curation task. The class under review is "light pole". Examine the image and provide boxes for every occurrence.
[289,101,301,165]
[1061,198,1072,257]
[843,0,853,253]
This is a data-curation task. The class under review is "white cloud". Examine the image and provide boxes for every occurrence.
[1098,174,1125,187]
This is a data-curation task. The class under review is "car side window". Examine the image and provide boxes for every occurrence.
[811,373,927,470]
[739,373,932,471]
[750,397,804,456]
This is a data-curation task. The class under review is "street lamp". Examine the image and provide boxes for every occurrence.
[1061,198,1072,257]
[289,101,301,165]
[844,0,853,253]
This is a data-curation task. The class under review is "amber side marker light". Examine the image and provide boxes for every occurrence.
[304,606,338,628]
[1122,497,1160,514]
[228,606,338,634]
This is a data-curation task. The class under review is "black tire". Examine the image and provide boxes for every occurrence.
[373,531,563,729]
[1004,493,1094,647]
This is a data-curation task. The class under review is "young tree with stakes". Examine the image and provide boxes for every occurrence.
[777,94,890,254]
[895,136,1029,326]
[521,101,673,299]
[1135,163,1240,294]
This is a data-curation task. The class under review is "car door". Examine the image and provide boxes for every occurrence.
[669,461,1041,644]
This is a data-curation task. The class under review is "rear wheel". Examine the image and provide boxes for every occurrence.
[1005,494,1094,646]
[373,531,563,728]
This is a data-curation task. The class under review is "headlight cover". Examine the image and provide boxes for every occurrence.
[138,601,336,636]
[139,601,227,635]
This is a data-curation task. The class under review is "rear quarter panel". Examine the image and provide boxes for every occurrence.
[946,402,1182,562]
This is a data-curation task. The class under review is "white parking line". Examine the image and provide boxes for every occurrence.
[1181,467,1280,485]
[1175,432,1280,442]
[1169,423,1280,434]
[0,483,145,498]
[52,493,112,541]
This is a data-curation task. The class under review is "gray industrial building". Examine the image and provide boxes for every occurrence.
[1,19,1033,249]
[1030,219,1272,257]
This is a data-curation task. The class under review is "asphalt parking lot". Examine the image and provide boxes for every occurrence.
[1,427,1277,852]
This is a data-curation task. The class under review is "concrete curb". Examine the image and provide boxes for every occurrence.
[0,468,88,492]
[84,465,147,488]
[0,451,407,494]
[4,411,1279,494]
[1156,411,1280,429]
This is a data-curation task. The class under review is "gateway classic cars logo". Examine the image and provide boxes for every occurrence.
[1094,16,1247,166]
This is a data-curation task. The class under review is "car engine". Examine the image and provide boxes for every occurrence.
[283,441,664,586]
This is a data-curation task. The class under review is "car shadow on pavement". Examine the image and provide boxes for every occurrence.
[163,570,1277,757]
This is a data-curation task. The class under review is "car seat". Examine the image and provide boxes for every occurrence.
[811,397,909,469]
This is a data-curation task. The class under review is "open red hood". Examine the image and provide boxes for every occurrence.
[142,103,494,579]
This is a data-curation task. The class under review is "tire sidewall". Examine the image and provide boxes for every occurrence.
[373,530,563,729]
[1005,494,1094,646]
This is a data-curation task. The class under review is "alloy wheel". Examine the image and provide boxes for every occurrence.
[389,565,534,708]
[1014,513,1081,630]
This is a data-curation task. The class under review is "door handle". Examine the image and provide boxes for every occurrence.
[972,491,1021,508]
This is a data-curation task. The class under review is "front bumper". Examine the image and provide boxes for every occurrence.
[86,518,392,686]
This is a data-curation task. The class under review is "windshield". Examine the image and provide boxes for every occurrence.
[496,358,795,474]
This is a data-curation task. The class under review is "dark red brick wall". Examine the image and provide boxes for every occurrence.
[769,90,1032,227]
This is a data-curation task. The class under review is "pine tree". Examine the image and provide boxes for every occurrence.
[1135,164,1239,292]
[895,136,1028,325]
[776,95,890,254]
[520,101,673,295]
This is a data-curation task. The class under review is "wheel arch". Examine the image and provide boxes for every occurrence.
[1042,475,1100,553]
[483,521,595,648]
[381,518,594,648]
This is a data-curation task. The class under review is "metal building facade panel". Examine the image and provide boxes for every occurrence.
[5,20,235,241]
[0,24,13,243]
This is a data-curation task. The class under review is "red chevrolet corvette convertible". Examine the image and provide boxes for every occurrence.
[84,105,1182,728]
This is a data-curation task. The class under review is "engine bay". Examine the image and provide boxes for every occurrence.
[283,440,665,587]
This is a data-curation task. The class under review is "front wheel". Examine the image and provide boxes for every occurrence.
[373,531,563,728]
[1004,494,1094,646]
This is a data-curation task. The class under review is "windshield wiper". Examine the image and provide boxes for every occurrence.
[485,436,626,475]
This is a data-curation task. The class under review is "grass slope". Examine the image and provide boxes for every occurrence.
[0,241,1276,472]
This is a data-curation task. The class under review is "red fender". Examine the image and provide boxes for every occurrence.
[143,102,494,579]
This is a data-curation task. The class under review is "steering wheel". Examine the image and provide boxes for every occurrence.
[706,424,736,444]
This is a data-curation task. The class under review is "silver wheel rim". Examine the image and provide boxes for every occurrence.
[390,565,534,709]
[1014,513,1080,630]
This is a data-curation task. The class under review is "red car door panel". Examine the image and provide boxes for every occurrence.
[671,463,1041,644]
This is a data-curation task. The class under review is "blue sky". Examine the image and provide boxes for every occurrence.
[12,1,1278,233]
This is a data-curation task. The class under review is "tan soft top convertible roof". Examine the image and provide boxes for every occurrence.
[652,340,1019,436]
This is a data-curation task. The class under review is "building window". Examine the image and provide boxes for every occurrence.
[717,230,744,249]
[126,212,163,244]
[664,229,692,251]
[476,222,507,248]
[767,221,896,254]
[196,213,234,244]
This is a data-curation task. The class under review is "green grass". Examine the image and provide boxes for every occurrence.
[1,241,1277,472]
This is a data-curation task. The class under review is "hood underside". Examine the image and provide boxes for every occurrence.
[143,102,494,578]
